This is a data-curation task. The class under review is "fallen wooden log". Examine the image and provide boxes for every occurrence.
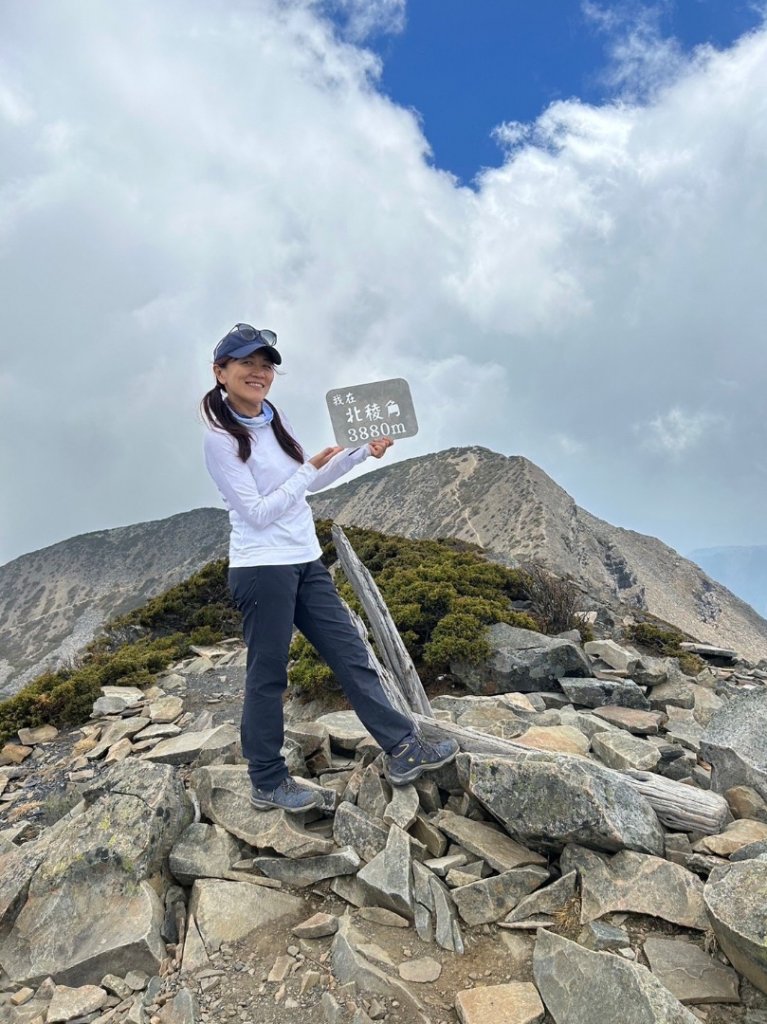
[333,524,433,718]
[332,526,730,836]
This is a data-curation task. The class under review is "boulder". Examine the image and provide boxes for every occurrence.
[316,711,370,750]
[591,706,666,734]
[533,930,698,1023]
[333,803,390,863]
[514,725,590,756]
[560,845,708,930]
[462,753,664,856]
[701,691,767,801]
[693,819,767,858]
[451,624,592,695]
[704,860,767,994]
[0,759,191,986]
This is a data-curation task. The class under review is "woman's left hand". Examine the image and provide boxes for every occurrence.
[368,438,394,459]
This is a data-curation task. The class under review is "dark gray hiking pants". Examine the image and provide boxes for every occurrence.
[228,558,413,789]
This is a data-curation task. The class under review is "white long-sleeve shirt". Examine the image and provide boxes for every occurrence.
[203,410,369,567]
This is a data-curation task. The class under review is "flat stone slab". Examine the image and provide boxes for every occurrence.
[592,706,666,734]
[432,810,546,872]
[315,711,371,750]
[513,725,590,756]
[292,913,339,939]
[584,640,639,673]
[248,846,360,887]
[560,845,708,930]
[534,930,698,1023]
[189,879,303,953]
[190,764,334,858]
[455,982,544,1024]
[591,731,661,772]
[451,866,550,926]
[693,819,767,858]
[643,937,740,1004]
[47,984,108,1022]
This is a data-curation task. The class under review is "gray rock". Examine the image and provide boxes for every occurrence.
[455,981,544,1024]
[578,920,630,951]
[451,624,592,695]
[357,764,391,818]
[559,678,649,710]
[333,803,390,863]
[169,822,244,885]
[504,871,579,925]
[431,809,547,872]
[190,764,334,857]
[647,678,695,710]
[725,785,767,823]
[0,759,191,986]
[382,782,419,831]
[701,691,767,801]
[357,825,413,919]
[643,937,740,1005]
[462,752,664,856]
[331,916,425,1017]
[46,984,108,1022]
[560,845,708,930]
[534,930,698,1023]
[85,717,151,759]
[704,860,767,995]
[316,711,370,750]
[141,726,236,766]
[410,813,448,858]
[189,878,303,953]
[584,640,639,673]
[426,871,464,954]
[451,866,550,925]
[247,846,360,887]
[292,913,339,939]
[591,706,666,734]
[591,731,661,772]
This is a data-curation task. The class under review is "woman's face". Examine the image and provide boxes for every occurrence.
[215,351,275,411]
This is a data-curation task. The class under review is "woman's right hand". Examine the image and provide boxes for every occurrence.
[309,446,344,469]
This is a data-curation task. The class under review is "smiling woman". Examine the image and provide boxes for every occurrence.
[198,323,459,814]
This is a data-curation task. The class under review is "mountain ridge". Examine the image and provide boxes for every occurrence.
[2,444,765,697]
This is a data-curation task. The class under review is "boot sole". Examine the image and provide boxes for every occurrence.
[385,747,458,787]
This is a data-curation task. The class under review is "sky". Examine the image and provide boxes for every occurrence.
[1,0,766,567]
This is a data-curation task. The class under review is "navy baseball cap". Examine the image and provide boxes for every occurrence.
[213,324,282,365]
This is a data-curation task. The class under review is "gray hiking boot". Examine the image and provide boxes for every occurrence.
[250,776,321,813]
[384,735,460,787]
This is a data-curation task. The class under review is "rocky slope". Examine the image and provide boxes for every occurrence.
[690,546,767,619]
[3,631,767,1023]
[0,509,229,698]
[309,447,767,662]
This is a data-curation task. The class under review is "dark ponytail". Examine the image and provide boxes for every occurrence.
[200,378,304,464]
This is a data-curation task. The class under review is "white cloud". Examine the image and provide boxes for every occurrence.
[321,0,406,40]
[0,0,765,563]
[640,407,725,457]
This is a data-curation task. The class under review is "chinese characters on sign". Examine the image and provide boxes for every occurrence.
[325,378,418,448]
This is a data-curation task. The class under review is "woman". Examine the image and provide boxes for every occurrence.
[201,324,458,813]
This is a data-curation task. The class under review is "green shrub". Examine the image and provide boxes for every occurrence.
[624,622,706,676]
[0,561,240,745]
[289,522,541,690]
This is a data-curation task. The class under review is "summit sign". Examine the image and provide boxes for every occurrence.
[326,378,419,448]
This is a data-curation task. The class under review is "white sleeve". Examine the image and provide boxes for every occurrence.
[203,429,318,529]
[305,445,371,492]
